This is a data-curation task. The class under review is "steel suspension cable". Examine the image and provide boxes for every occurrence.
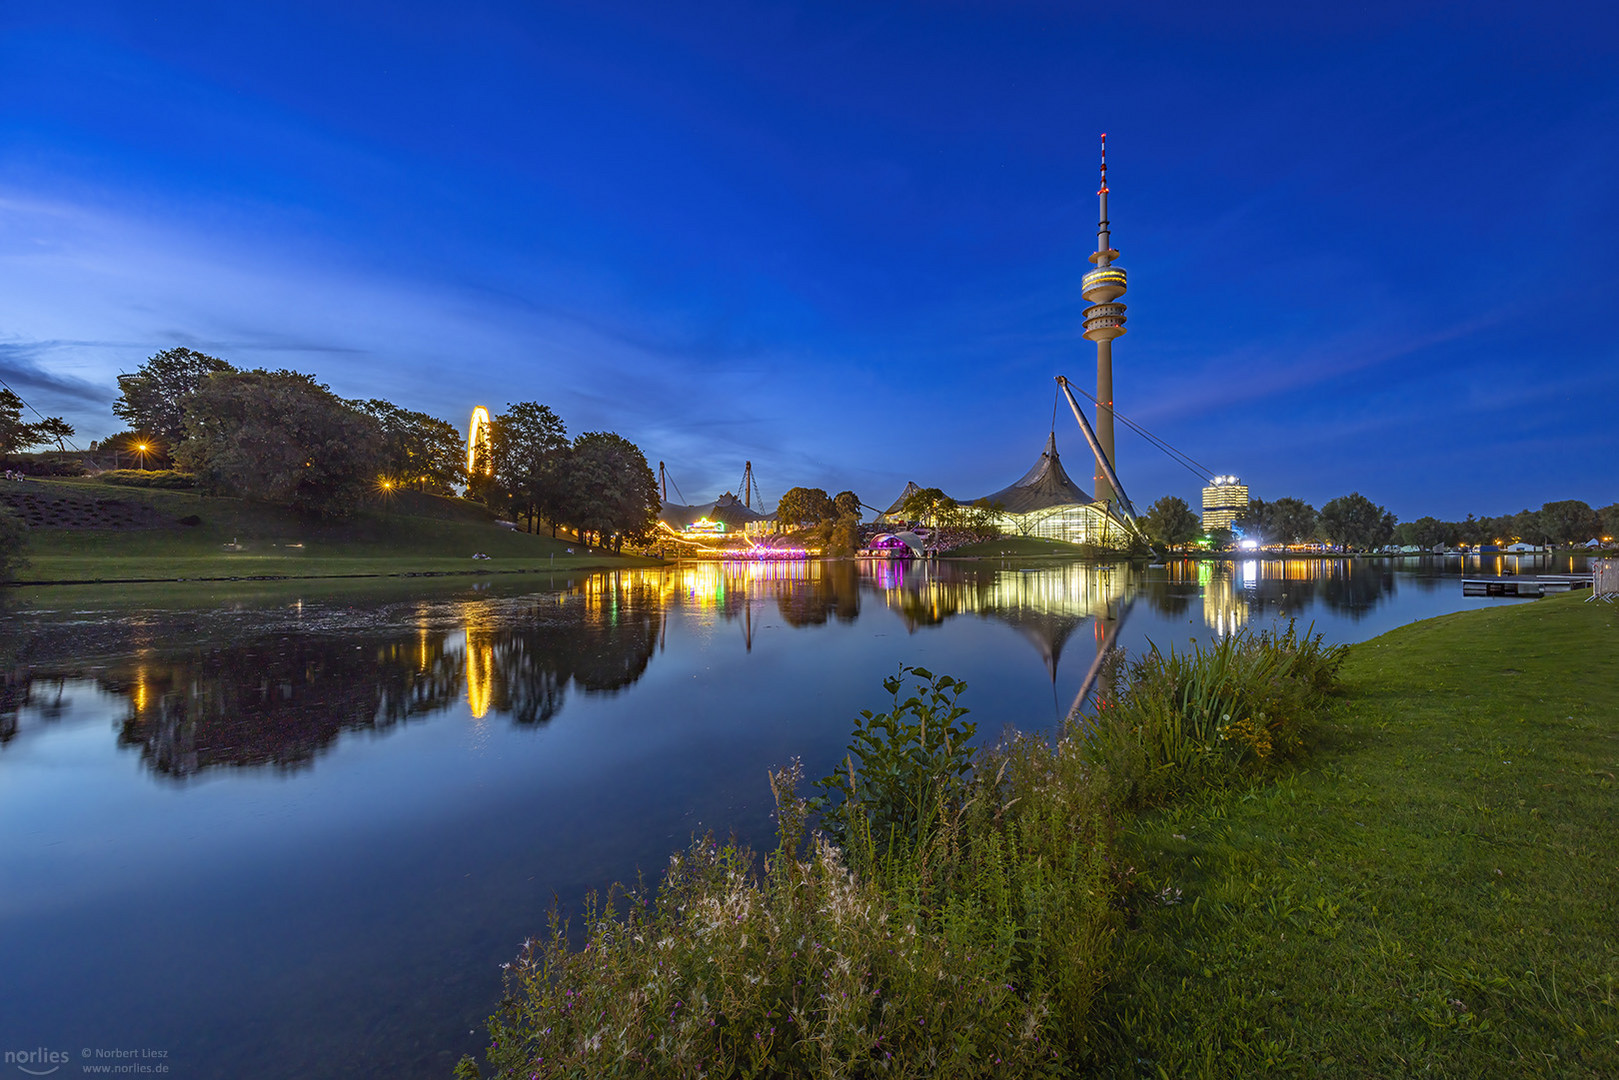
[1057,384,1213,482]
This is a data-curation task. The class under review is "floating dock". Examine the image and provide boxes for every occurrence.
[1462,574,1594,597]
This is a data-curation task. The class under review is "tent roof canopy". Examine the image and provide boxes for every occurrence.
[660,493,772,530]
[971,433,1096,515]
[876,480,925,521]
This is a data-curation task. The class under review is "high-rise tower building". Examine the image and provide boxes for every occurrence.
[1081,134,1127,505]
[1201,476,1249,531]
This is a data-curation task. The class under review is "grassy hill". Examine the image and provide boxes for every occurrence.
[2,476,657,584]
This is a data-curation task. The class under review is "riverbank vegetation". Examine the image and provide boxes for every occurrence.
[0,476,654,585]
[458,623,1346,1078]
[460,594,1616,1078]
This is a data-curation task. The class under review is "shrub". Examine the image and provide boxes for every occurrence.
[8,457,84,477]
[461,639,1343,1079]
[812,666,977,855]
[97,469,196,489]
[1084,621,1346,811]
[0,504,26,582]
[463,764,1067,1080]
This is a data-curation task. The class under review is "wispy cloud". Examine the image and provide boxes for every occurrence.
[0,341,119,404]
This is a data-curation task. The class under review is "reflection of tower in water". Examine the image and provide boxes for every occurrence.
[453,602,497,721]
[1198,561,1250,636]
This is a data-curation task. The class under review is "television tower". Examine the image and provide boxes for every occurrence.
[1081,134,1127,505]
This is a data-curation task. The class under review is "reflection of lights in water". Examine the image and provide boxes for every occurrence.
[1201,567,1249,635]
[132,670,148,715]
[867,561,1130,620]
[456,603,494,721]
[465,640,494,721]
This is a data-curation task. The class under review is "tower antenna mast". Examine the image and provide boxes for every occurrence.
[1081,133,1128,507]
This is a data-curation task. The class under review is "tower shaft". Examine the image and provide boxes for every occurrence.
[1080,133,1126,505]
[1094,339,1116,503]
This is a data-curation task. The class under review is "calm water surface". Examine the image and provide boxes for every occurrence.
[0,554,1587,1077]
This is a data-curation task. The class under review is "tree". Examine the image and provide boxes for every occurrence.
[820,515,862,556]
[487,402,570,533]
[356,400,467,494]
[175,369,384,517]
[564,431,659,553]
[776,487,837,529]
[1141,495,1200,550]
[0,390,75,457]
[1506,508,1543,545]
[1232,498,1275,543]
[1393,515,1447,549]
[896,486,955,527]
[1536,500,1601,545]
[959,499,1004,539]
[1318,493,1395,550]
[114,348,235,443]
[833,490,862,520]
[1267,498,1319,545]
[1600,503,1619,541]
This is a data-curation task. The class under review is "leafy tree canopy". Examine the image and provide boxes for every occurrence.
[896,486,956,526]
[356,400,466,494]
[833,490,862,520]
[1392,516,1449,548]
[0,390,75,456]
[1318,492,1395,550]
[776,486,837,528]
[566,431,659,553]
[1141,495,1200,550]
[114,348,235,443]
[1536,500,1601,545]
[175,369,384,517]
[487,402,571,533]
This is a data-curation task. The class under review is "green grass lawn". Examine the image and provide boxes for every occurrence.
[1096,592,1618,1077]
[8,477,657,583]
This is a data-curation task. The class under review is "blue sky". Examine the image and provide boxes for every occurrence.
[2,1,1615,520]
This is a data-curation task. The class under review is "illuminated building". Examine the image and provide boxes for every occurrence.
[660,492,773,537]
[1201,476,1248,531]
[683,517,727,537]
[973,434,1127,545]
[875,481,924,524]
[467,407,492,476]
[1081,134,1127,506]
[875,434,1129,547]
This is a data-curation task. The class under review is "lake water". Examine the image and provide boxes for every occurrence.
[0,553,1589,1077]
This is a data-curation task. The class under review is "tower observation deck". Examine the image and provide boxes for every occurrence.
[1081,134,1126,504]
